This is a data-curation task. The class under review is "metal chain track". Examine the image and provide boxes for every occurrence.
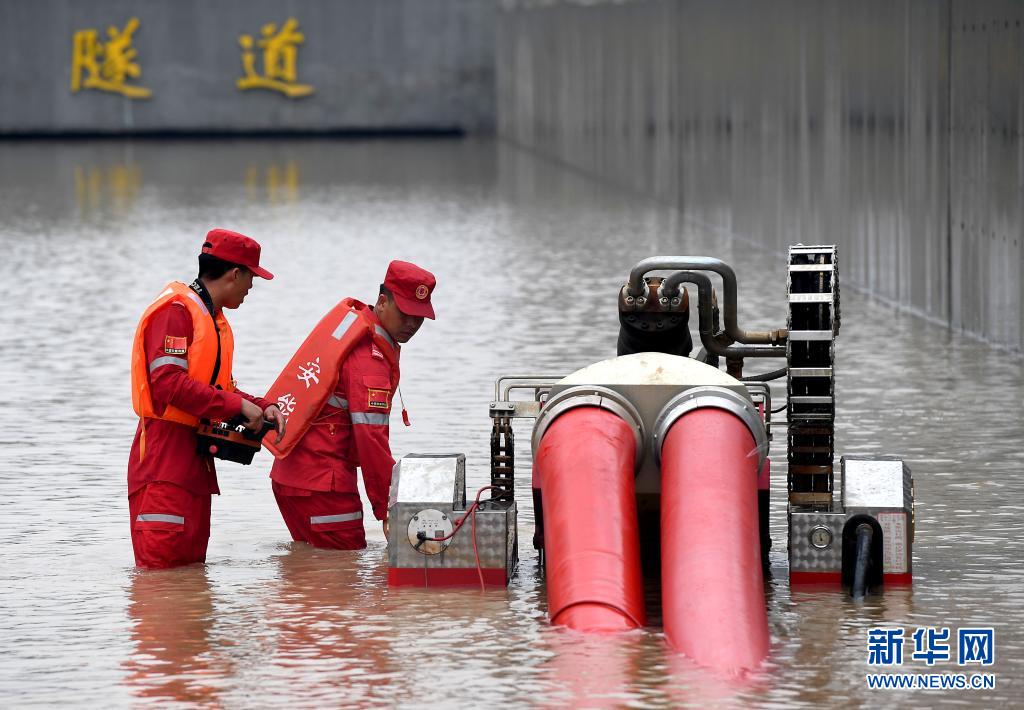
[786,245,840,508]
[490,416,515,503]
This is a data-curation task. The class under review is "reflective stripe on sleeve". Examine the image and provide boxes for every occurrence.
[148,356,188,372]
[332,311,359,340]
[310,511,363,525]
[136,514,185,525]
[326,395,349,410]
[350,412,389,425]
[373,325,395,348]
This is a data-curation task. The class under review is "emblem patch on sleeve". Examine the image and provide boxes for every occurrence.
[368,388,390,409]
[164,335,188,355]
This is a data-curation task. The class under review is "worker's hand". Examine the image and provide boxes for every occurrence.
[263,405,287,444]
[382,516,390,540]
[240,398,264,432]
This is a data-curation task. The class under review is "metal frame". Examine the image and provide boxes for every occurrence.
[651,386,768,470]
[490,376,563,419]
[743,381,772,438]
[531,385,646,467]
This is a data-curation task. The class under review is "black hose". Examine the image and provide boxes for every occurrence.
[742,367,788,382]
[851,523,874,599]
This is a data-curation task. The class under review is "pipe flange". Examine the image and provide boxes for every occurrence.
[532,385,645,469]
[652,386,768,471]
[621,281,650,309]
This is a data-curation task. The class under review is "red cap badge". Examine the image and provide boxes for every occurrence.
[383,260,436,319]
[201,228,273,280]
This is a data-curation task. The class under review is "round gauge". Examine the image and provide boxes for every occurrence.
[809,525,833,549]
[407,508,454,555]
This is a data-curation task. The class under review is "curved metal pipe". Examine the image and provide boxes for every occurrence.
[851,523,874,599]
[627,256,785,349]
[667,271,786,358]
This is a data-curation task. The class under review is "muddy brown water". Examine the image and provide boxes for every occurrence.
[0,138,1021,707]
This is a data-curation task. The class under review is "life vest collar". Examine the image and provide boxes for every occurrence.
[188,278,216,317]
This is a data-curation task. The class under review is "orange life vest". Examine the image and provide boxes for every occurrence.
[131,281,235,428]
[264,298,399,459]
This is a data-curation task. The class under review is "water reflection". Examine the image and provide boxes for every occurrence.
[123,567,228,705]
[245,160,300,204]
[67,155,300,215]
[538,632,642,708]
[73,163,141,215]
[257,546,390,703]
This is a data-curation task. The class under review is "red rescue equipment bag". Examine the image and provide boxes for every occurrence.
[264,298,397,458]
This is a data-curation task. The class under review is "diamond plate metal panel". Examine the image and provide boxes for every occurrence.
[789,511,845,573]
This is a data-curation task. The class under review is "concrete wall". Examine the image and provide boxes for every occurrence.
[0,0,496,134]
[497,0,1024,353]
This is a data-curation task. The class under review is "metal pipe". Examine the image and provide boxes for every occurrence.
[627,256,784,346]
[851,523,874,599]
[666,271,786,358]
[493,376,565,401]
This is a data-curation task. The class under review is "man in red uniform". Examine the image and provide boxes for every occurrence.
[127,229,285,569]
[270,261,436,549]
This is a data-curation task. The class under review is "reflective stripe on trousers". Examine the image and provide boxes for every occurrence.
[136,513,185,524]
[350,412,388,425]
[310,511,363,525]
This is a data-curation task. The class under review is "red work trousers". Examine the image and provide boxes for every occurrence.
[272,481,366,550]
[129,481,211,568]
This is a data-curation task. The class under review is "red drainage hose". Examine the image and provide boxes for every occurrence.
[660,407,769,671]
[535,407,646,632]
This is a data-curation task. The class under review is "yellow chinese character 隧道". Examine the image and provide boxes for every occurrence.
[237,18,315,98]
[70,17,152,99]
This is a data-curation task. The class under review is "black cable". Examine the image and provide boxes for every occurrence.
[771,402,788,414]
[742,367,788,382]
[851,524,874,599]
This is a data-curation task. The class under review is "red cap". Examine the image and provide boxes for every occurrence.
[201,229,273,280]
[383,260,436,319]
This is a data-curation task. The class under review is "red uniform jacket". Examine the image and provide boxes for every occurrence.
[127,301,272,496]
[270,309,400,521]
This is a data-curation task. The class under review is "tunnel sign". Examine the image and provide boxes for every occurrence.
[236,18,315,98]
[69,17,315,100]
[70,17,152,99]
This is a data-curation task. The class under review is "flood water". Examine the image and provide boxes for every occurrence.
[0,138,1021,707]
